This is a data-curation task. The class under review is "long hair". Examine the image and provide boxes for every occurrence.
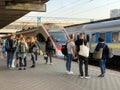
[30,36,35,43]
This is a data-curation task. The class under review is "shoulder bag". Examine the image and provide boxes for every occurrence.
[93,45,106,60]
[79,42,89,58]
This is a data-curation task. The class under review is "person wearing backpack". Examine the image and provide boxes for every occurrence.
[16,36,28,70]
[5,34,15,69]
[95,37,109,77]
[14,35,21,67]
[66,34,76,74]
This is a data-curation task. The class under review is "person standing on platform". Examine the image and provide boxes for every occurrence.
[16,36,28,70]
[75,33,90,78]
[45,37,54,64]
[5,34,15,69]
[14,35,20,67]
[95,37,109,77]
[29,36,38,68]
[35,37,41,61]
[2,39,7,58]
[66,34,76,74]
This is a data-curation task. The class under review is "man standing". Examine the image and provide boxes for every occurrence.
[6,34,15,69]
[75,33,90,78]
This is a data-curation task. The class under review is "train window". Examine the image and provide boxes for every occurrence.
[86,34,89,42]
[36,33,46,42]
[112,32,120,43]
[99,33,105,41]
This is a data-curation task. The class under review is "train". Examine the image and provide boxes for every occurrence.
[15,23,69,58]
[65,17,120,68]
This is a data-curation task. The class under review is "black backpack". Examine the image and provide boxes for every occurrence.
[5,39,10,51]
[61,44,68,56]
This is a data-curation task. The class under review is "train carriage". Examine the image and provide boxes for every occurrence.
[65,18,120,67]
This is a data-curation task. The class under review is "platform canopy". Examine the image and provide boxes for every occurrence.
[0,0,49,29]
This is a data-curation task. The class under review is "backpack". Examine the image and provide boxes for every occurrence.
[5,39,10,51]
[61,44,68,56]
[19,42,27,53]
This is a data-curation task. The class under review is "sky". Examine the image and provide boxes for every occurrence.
[1,0,120,34]
[25,0,120,20]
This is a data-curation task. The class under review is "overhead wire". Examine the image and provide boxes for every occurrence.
[68,0,120,18]
[45,0,120,19]
[46,0,92,17]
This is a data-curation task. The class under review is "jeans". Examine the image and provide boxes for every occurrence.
[66,54,73,71]
[99,59,106,75]
[7,51,14,67]
[79,55,88,76]
[31,53,36,66]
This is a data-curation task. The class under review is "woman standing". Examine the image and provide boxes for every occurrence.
[95,37,109,77]
[66,34,76,74]
[17,36,28,70]
[29,36,37,68]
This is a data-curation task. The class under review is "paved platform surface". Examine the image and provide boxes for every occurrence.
[0,55,120,90]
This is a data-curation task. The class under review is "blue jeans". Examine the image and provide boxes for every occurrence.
[66,54,73,71]
[7,51,14,67]
[99,59,106,75]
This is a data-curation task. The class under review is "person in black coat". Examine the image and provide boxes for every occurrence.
[95,37,109,77]
[45,37,54,64]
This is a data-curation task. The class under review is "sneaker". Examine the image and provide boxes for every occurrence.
[85,76,91,79]
[30,65,35,68]
[18,68,22,70]
[67,71,73,74]
[98,74,104,77]
[78,75,84,78]
[50,63,53,65]
[80,76,84,78]
[66,70,69,73]
[23,68,26,70]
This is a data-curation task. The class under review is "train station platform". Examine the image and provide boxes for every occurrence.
[0,55,120,90]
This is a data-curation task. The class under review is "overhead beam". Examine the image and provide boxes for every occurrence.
[0,0,49,29]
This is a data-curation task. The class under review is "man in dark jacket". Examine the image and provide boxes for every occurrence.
[95,37,109,77]
[6,35,15,68]
[45,37,54,64]
[75,33,90,78]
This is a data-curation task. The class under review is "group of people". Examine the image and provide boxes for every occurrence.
[65,33,109,78]
[0,34,54,70]
[0,32,109,78]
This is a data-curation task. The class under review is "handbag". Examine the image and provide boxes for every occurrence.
[93,48,103,60]
[93,45,106,60]
[79,43,89,58]
[39,49,43,56]
[37,49,43,56]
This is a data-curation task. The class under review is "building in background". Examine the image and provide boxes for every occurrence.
[110,9,120,18]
